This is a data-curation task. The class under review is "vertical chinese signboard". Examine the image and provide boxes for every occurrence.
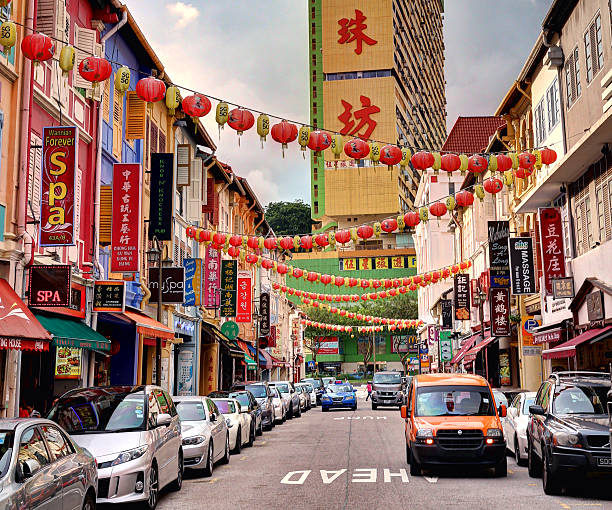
[236,271,252,323]
[220,260,237,317]
[183,258,203,306]
[259,292,270,336]
[539,207,566,294]
[111,163,141,272]
[490,288,511,336]
[454,274,470,321]
[41,126,77,246]
[488,221,510,287]
[148,153,174,241]
[508,237,537,295]
[441,299,453,329]
[439,331,453,362]
[203,246,220,308]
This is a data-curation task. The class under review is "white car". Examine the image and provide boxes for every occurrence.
[304,383,317,407]
[270,386,287,423]
[502,391,537,466]
[213,398,252,453]
[294,384,308,411]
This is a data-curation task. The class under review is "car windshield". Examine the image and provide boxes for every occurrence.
[48,388,146,433]
[492,391,508,408]
[273,384,289,394]
[175,401,207,421]
[213,400,236,414]
[552,384,609,415]
[373,373,402,384]
[247,385,267,398]
[0,430,14,479]
[416,385,496,417]
[270,388,279,398]
[328,384,352,393]
[306,385,313,392]
[306,379,322,389]
[229,392,250,408]
[522,397,536,414]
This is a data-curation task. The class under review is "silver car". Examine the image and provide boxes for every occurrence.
[212,398,251,453]
[270,386,287,423]
[174,396,230,476]
[270,381,301,419]
[0,418,97,510]
[503,391,537,465]
[48,385,183,509]
[294,383,311,411]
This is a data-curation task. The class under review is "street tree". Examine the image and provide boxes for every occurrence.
[265,200,313,236]
[391,335,416,374]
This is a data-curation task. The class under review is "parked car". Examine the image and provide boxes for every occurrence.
[213,398,252,453]
[239,382,275,431]
[492,389,509,409]
[48,385,183,509]
[294,383,310,411]
[304,382,317,408]
[401,373,507,477]
[269,386,287,423]
[269,382,301,419]
[371,371,405,409]
[208,390,260,440]
[321,381,357,411]
[322,377,335,388]
[301,377,324,404]
[173,396,230,476]
[502,391,536,466]
[527,371,612,495]
[0,417,97,510]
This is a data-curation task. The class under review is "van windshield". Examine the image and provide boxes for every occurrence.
[373,373,402,384]
[416,385,496,417]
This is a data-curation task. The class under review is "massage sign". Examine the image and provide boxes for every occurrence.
[40,126,77,246]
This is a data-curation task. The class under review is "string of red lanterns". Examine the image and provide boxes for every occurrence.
[301,318,424,333]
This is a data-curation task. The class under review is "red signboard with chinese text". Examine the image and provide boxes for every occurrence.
[268,325,277,348]
[538,208,566,294]
[111,164,141,273]
[203,246,220,308]
[490,288,511,337]
[40,126,77,246]
[236,271,252,323]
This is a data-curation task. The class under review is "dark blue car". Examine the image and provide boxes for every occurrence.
[321,382,357,411]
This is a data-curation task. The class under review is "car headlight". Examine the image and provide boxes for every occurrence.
[553,431,581,448]
[182,435,206,446]
[486,428,503,438]
[322,396,331,401]
[416,429,434,438]
[110,445,148,466]
[225,418,233,428]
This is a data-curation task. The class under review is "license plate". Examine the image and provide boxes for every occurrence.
[596,457,612,466]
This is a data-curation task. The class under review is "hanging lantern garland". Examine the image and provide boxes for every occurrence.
[256,114,270,148]
[21,33,55,65]
[0,20,16,54]
[227,108,255,145]
[270,120,298,156]
[136,77,166,110]
[114,66,131,96]
[78,56,112,94]
[59,45,76,77]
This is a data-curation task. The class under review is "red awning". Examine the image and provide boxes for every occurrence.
[450,334,479,364]
[542,326,612,360]
[0,279,51,351]
[123,310,174,340]
[463,334,496,363]
[270,353,290,367]
[259,348,273,369]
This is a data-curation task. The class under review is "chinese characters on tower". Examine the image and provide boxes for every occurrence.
[338,95,380,139]
[337,9,377,55]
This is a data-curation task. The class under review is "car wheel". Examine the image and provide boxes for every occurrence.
[221,435,230,465]
[203,443,214,477]
[247,423,255,447]
[296,405,302,417]
[409,448,421,476]
[494,456,507,477]
[372,403,378,410]
[352,405,357,411]
[542,446,561,495]
[322,406,329,412]
[169,450,183,491]
[82,492,95,510]
[144,463,159,510]
[257,420,263,436]
[233,428,242,454]
[406,443,411,464]
[515,436,526,467]
[527,438,541,478]
[288,405,293,419]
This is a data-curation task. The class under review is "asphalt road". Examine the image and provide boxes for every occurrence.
[116,390,611,510]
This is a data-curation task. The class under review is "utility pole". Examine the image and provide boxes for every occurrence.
[372,331,376,375]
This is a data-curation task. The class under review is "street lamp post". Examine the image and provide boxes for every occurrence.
[291,333,296,383]
[472,285,488,380]
[146,238,162,386]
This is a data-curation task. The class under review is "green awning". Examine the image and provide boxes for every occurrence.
[244,352,256,366]
[34,314,111,352]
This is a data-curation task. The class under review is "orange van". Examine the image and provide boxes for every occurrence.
[401,373,508,477]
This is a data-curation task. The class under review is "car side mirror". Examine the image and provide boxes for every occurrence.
[529,404,546,416]
[19,458,41,481]
[499,404,507,418]
[400,405,408,419]
[156,413,172,427]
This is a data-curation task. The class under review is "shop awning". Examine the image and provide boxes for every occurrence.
[236,340,257,367]
[246,343,269,368]
[542,326,612,360]
[201,322,243,358]
[123,310,174,340]
[463,334,496,363]
[259,348,274,369]
[0,279,51,352]
[270,353,290,367]
[35,314,111,352]
[450,334,479,364]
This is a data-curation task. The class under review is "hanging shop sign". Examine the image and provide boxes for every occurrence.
[220,260,237,317]
[538,207,566,295]
[259,292,270,336]
[521,316,541,347]
[183,258,203,306]
[174,318,195,336]
[40,126,77,247]
[268,324,277,348]
[148,153,174,241]
[204,245,220,308]
[508,237,537,295]
[586,290,605,322]
[111,163,141,272]
[339,255,416,271]
[29,265,71,307]
[439,331,453,362]
[93,281,125,312]
[454,274,470,321]
[490,288,510,336]
[220,320,239,340]
[317,337,339,355]
[427,325,439,347]
[552,277,574,299]
[441,299,453,329]
[533,328,562,345]
[236,271,252,323]
[499,351,511,386]
[470,279,479,308]
[149,267,185,304]
[488,221,510,288]
[177,350,194,396]
[55,346,81,379]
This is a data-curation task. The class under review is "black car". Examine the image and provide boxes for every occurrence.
[208,389,263,436]
[527,371,612,495]
[232,382,275,431]
[301,377,324,404]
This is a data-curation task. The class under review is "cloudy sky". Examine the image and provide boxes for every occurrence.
[125,0,551,206]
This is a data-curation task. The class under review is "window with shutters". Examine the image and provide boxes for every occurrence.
[176,145,191,187]
[112,88,123,161]
[564,46,581,106]
[28,135,42,221]
[102,80,110,123]
[125,91,146,140]
[533,99,546,146]
[180,241,185,264]
[148,119,159,171]
[173,236,180,264]
[74,25,98,91]
[546,78,560,131]
[584,14,604,83]
[158,130,166,153]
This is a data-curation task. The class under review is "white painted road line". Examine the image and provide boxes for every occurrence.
[280,469,409,485]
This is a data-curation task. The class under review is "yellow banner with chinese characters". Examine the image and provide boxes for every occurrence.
[375,257,388,269]
[391,256,404,269]
[342,258,357,271]
[359,257,372,270]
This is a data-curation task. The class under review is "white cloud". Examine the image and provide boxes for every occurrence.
[242,169,280,205]
[166,2,199,28]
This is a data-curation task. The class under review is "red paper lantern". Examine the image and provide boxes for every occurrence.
[518,152,536,168]
[182,94,212,119]
[496,154,513,172]
[186,226,196,238]
[409,284,417,291]
[379,145,402,169]
[515,167,533,179]
[339,309,346,316]
[271,120,298,153]
[404,211,420,228]
[263,237,277,250]
[357,225,374,240]
[483,177,503,194]
[413,275,422,284]
[455,190,474,208]
[227,109,255,135]
[411,151,434,170]
[452,264,460,274]
[212,232,226,245]
[369,293,377,300]
[424,273,432,282]
[228,235,242,247]
[78,56,112,87]
[440,153,461,174]
[279,237,293,250]
[335,277,345,286]
[343,138,370,160]
[343,295,350,302]
[228,246,240,258]
[460,261,468,270]
[247,237,259,250]
[197,230,211,243]
[372,280,382,288]
[399,287,406,294]
[540,148,557,165]
[381,218,398,233]
[442,268,450,278]
[293,268,304,278]
[300,235,313,250]
[360,280,370,288]
[135,77,166,104]
[468,154,488,174]
[335,230,351,244]
[262,259,274,270]
[348,278,358,287]
[307,272,318,282]
[315,234,329,248]
[389,289,397,297]
[429,202,447,218]
[379,291,387,299]
[275,264,288,275]
[246,253,258,264]
[295,290,302,297]
[21,33,55,64]
[307,130,331,154]
[321,274,332,285]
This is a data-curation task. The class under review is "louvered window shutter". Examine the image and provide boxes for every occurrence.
[158,131,166,153]
[174,236,179,264]
[176,144,191,187]
[28,135,42,220]
[589,22,598,76]
[99,185,112,245]
[74,26,97,90]
[187,159,201,221]
[112,89,123,160]
[125,91,146,140]
[36,0,56,37]
[102,79,110,123]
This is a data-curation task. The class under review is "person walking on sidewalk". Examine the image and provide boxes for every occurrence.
[365,381,372,401]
